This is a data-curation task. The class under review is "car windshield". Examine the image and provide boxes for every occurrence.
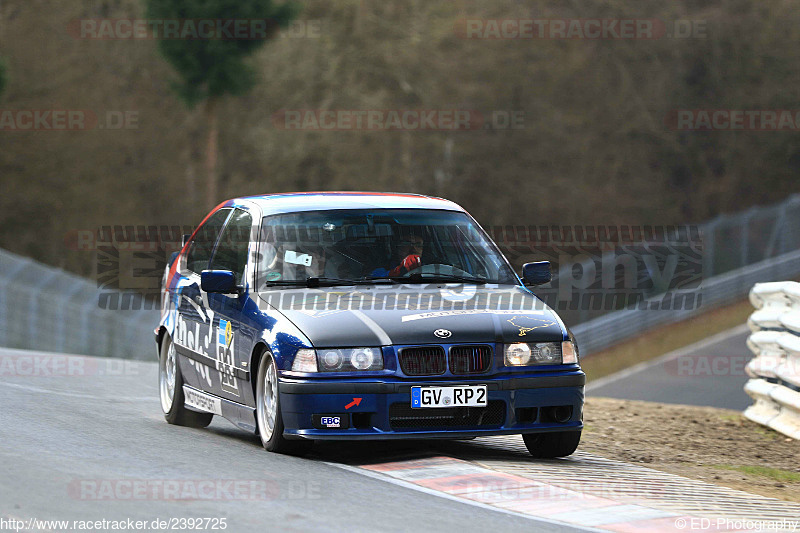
[256,209,518,287]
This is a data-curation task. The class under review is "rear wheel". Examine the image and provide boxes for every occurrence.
[159,334,214,428]
[255,350,312,455]
[523,431,581,458]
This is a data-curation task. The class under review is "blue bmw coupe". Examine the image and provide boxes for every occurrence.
[156,192,584,456]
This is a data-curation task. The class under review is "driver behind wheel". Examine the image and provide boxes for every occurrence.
[371,230,424,277]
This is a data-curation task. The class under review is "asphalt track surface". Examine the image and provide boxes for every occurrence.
[0,348,586,533]
[587,325,752,410]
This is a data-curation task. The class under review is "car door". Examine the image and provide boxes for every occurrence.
[206,207,257,403]
[172,207,232,394]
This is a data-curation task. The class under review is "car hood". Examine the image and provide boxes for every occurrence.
[256,284,565,347]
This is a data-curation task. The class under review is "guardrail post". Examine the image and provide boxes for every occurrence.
[740,209,756,269]
[702,219,718,278]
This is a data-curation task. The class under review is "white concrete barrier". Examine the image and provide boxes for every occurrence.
[744,282,800,440]
[748,307,785,331]
[743,379,782,426]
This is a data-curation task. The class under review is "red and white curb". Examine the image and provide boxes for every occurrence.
[354,452,800,532]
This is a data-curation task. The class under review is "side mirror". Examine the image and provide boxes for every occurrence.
[201,270,237,294]
[522,261,551,286]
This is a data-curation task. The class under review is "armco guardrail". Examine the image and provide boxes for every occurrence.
[0,248,156,360]
[743,281,800,440]
[573,248,800,355]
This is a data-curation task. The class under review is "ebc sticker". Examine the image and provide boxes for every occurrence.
[312,414,350,429]
[216,319,239,396]
[322,416,340,428]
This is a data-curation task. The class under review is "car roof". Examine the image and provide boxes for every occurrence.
[229,191,465,215]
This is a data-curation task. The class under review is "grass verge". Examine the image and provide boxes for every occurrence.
[714,465,800,483]
[580,298,754,382]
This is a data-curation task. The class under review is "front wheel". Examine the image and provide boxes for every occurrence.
[159,334,214,428]
[255,350,312,455]
[523,431,581,458]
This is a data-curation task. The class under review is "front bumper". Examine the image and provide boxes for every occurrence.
[279,371,584,440]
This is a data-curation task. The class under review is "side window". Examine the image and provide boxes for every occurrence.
[186,208,232,274]
[209,209,253,284]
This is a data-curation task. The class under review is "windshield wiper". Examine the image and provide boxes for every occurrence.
[266,276,400,288]
[404,273,491,284]
[359,276,403,284]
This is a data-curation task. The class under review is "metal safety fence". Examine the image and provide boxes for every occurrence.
[704,194,800,278]
[743,282,800,440]
[572,249,800,355]
[0,248,156,360]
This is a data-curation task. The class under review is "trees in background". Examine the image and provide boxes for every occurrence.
[2,0,800,275]
[0,58,6,98]
[145,0,300,209]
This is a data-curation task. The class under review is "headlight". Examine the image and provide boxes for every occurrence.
[320,349,344,371]
[317,348,383,372]
[504,343,532,366]
[350,348,378,370]
[531,342,561,364]
[292,349,318,372]
[504,342,574,366]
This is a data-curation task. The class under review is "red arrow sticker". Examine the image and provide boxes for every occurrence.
[345,398,362,410]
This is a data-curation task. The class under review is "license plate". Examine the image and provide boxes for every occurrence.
[410,385,487,408]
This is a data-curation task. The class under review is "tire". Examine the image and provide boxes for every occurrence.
[255,349,313,455]
[523,431,581,458]
[159,334,214,428]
